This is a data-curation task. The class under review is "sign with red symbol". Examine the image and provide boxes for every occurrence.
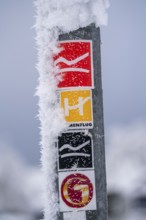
[59,171,96,211]
[54,40,94,89]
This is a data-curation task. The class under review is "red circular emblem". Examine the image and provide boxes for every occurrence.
[61,173,93,208]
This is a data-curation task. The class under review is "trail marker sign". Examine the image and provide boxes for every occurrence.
[59,171,96,212]
[58,131,93,170]
[54,40,94,89]
[60,89,93,129]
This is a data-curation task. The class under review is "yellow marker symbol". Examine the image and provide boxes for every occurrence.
[60,90,93,123]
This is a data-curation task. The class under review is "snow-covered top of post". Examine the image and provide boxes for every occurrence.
[35,0,109,32]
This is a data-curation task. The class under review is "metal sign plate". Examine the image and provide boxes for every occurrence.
[58,131,94,171]
[54,40,94,89]
[59,171,96,212]
[60,89,93,129]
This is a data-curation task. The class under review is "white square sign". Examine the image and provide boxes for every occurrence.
[59,170,97,212]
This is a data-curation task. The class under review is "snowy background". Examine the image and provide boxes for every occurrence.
[0,0,146,219]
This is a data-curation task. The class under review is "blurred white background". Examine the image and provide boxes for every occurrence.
[0,0,146,219]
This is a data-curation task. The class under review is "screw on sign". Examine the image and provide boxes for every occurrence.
[61,173,93,208]
[54,40,94,89]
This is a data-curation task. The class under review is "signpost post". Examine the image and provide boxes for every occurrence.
[56,24,108,220]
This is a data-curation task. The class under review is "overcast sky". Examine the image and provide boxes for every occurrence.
[0,0,146,165]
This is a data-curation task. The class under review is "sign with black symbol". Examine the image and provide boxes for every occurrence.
[58,131,93,171]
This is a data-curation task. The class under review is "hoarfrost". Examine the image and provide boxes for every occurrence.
[35,0,109,33]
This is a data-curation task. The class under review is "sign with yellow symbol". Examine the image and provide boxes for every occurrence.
[60,89,93,129]
[59,171,96,211]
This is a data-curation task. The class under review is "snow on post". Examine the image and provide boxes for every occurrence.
[35,0,109,220]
